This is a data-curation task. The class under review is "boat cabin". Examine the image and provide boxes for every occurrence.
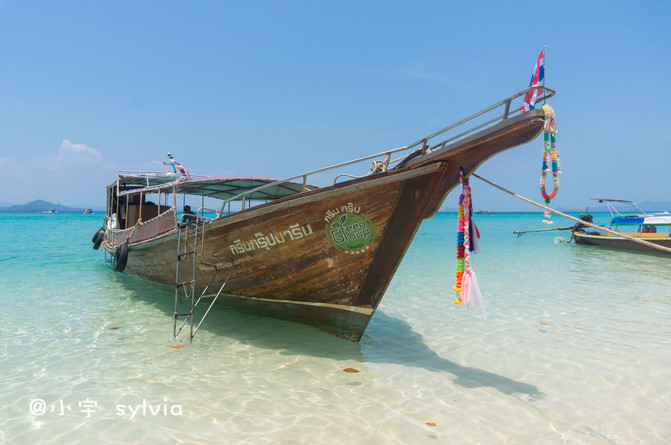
[105,171,319,245]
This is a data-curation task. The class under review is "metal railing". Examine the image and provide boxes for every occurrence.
[215,86,554,217]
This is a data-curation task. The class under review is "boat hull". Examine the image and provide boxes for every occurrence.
[573,231,671,253]
[106,163,450,340]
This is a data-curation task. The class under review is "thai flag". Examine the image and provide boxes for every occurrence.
[523,48,545,112]
[173,160,190,177]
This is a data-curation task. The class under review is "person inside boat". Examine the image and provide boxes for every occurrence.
[119,198,127,229]
[182,205,197,224]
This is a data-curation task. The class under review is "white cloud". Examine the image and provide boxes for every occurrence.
[0,157,11,167]
[40,139,104,171]
[58,139,103,163]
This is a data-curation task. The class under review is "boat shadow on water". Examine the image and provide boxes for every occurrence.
[367,311,545,399]
[108,272,544,400]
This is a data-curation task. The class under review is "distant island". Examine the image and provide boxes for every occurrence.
[2,199,669,215]
[0,200,92,213]
[560,200,671,214]
[440,200,671,214]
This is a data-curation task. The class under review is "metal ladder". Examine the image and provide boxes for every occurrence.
[173,211,234,342]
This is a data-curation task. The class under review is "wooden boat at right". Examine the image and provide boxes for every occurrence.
[573,199,671,253]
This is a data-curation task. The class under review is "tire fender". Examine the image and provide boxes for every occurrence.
[91,228,103,243]
[92,230,104,250]
[113,243,129,272]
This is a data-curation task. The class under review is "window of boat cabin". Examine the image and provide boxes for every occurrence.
[642,225,657,233]
[123,192,170,227]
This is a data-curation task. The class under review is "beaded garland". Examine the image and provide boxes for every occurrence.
[539,104,559,223]
[453,167,487,319]
[454,167,473,304]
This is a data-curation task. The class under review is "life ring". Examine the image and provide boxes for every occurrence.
[113,243,129,272]
[92,230,104,250]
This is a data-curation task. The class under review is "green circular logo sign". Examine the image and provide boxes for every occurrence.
[326,213,375,253]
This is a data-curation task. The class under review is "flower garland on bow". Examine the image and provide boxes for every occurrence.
[454,168,487,319]
[540,104,560,223]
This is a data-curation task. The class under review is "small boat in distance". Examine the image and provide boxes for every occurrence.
[573,199,671,253]
[84,209,93,214]
[44,209,57,213]
[95,86,555,342]
[476,209,497,215]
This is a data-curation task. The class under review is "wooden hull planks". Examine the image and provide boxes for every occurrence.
[107,163,447,340]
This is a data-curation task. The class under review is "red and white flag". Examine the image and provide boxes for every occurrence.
[523,48,545,112]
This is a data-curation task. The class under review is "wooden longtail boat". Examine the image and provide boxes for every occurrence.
[573,199,671,253]
[96,86,554,341]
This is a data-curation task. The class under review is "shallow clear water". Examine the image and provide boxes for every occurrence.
[1,212,670,444]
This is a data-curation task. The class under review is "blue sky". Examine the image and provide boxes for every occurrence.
[1,1,670,211]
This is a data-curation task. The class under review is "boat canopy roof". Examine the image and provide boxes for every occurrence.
[588,198,671,225]
[111,172,317,201]
[611,216,645,225]
[612,215,671,226]
[174,175,317,201]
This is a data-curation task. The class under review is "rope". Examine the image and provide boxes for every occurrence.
[472,173,671,255]
[124,219,142,244]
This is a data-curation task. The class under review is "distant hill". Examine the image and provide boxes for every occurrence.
[636,201,671,212]
[0,200,86,213]
[437,201,671,214]
[571,200,671,214]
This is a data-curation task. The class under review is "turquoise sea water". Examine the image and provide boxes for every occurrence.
[1,211,670,444]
